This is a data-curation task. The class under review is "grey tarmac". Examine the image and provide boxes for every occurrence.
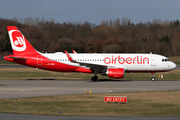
[0,113,180,120]
[0,79,180,99]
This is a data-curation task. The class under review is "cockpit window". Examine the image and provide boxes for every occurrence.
[162,59,170,62]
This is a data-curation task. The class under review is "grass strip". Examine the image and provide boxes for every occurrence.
[0,60,17,65]
[0,90,180,116]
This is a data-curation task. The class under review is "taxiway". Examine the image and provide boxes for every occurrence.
[0,79,180,99]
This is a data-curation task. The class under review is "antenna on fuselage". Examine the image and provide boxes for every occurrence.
[150,52,152,54]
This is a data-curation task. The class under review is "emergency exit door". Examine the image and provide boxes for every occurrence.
[151,56,156,66]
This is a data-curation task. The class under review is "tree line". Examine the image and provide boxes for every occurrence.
[0,17,180,60]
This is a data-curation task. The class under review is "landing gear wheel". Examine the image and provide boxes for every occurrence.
[151,77,155,81]
[151,72,155,81]
[91,75,98,82]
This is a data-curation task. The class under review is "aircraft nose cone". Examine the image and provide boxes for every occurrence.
[172,62,177,70]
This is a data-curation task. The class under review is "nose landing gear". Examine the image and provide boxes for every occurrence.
[151,72,155,81]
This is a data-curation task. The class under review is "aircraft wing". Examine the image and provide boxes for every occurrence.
[64,50,126,74]
[64,50,111,70]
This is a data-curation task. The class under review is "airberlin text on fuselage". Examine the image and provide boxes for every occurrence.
[104,56,149,64]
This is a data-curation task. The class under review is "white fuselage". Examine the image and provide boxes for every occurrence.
[41,52,176,72]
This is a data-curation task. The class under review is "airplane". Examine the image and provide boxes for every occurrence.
[4,26,177,81]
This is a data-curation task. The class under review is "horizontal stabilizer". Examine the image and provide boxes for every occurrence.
[6,56,27,60]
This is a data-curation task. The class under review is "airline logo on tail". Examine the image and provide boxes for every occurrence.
[8,30,26,51]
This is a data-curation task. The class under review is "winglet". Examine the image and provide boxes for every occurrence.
[64,50,73,61]
[72,50,77,54]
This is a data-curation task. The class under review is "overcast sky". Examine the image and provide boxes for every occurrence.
[0,0,180,25]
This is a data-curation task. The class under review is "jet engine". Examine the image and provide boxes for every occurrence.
[105,68,125,79]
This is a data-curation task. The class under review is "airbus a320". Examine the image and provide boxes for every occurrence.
[4,26,176,81]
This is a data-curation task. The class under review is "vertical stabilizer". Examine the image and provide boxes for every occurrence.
[7,26,38,55]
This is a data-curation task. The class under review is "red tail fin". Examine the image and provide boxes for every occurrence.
[7,26,38,55]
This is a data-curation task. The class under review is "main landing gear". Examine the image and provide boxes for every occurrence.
[91,75,98,82]
[151,72,155,81]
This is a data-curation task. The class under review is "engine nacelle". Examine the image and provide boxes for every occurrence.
[106,68,125,79]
